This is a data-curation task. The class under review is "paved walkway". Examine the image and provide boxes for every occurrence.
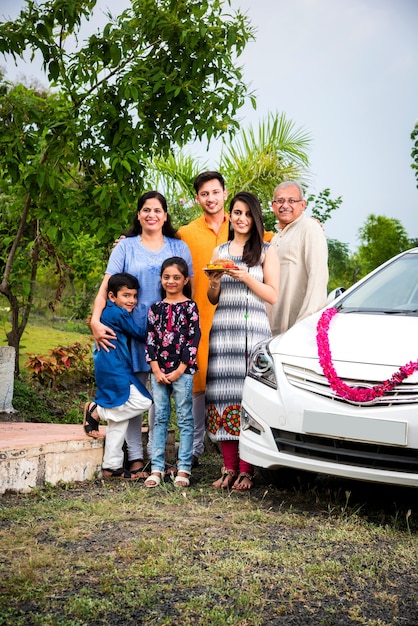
[0,422,105,494]
[0,421,104,448]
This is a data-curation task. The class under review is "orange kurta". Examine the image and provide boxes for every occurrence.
[178,213,230,393]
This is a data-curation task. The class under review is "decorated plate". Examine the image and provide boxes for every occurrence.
[203,264,239,273]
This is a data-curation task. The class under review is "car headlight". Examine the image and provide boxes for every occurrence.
[247,341,277,389]
[241,407,265,433]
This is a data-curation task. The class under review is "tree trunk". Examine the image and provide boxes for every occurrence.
[0,347,16,413]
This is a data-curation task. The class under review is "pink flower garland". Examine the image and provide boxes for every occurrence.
[316,307,418,403]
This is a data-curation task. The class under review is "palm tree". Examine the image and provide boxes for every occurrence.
[143,151,208,228]
[219,111,311,229]
[220,111,311,195]
[144,112,312,229]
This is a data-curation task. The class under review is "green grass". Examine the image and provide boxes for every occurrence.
[7,322,94,423]
[3,322,418,624]
[7,320,92,372]
[0,464,417,625]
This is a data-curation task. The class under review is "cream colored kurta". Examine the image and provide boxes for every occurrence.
[267,213,329,336]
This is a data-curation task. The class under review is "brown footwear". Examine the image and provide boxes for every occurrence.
[83,402,100,438]
[212,467,237,489]
[232,472,254,491]
[102,468,138,480]
[129,459,149,479]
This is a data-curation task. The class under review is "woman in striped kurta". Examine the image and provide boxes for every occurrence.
[205,192,280,490]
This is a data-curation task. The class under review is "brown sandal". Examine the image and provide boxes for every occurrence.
[232,472,254,491]
[129,459,149,479]
[102,468,138,480]
[212,467,237,489]
[83,402,100,438]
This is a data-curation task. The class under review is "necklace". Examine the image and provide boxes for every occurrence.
[316,307,418,403]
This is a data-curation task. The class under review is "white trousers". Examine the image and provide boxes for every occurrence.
[98,385,152,470]
[125,372,155,461]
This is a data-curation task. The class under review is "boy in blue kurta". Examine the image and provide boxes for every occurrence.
[83,273,153,479]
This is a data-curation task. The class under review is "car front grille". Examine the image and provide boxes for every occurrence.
[272,429,418,474]
[283,363,418,407]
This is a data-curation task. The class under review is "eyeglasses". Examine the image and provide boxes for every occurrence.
[272,198,303,206]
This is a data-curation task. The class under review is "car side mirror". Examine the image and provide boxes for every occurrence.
[326,287,345,304]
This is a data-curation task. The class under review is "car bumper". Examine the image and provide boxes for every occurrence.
[240,376,418,488]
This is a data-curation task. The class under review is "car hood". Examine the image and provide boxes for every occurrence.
[270,311,418,368]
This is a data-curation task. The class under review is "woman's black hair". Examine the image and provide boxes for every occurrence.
[125,191,178,239]
[159,256,192,299]
[228,191,265,267]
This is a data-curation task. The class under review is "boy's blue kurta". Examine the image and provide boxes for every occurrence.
[93,300,152,408]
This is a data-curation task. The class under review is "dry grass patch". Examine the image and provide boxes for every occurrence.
[0,456,417,625]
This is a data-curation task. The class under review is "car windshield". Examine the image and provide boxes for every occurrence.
[338,250,418,315]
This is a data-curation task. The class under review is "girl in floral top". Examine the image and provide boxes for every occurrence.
[145,257,201,488]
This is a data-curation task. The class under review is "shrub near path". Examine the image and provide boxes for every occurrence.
[0,454,417,626]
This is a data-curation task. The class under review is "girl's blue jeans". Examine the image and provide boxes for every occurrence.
[150,373,194,474]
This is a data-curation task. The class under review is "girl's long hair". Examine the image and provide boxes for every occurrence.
[125,191,178,239]
[228,192,265,267]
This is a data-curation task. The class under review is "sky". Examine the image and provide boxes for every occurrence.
[1,0,417,250]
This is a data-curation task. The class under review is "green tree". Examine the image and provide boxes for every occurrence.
[0,0,254,372]
[142,113,343,233]
[142,112,313,231]
[142,151,208,228]
[357,214,410,277]
[218,111,311,223]
[307,188,342,224]
[326,239,363,292]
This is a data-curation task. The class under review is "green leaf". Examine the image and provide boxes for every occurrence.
[48,60,60,81]
[36,22,50,40]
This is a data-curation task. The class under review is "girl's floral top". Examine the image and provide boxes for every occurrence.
[146,300,201,374]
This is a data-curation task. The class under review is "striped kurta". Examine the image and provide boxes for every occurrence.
[205,242,272,442]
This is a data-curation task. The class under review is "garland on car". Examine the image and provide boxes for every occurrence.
[316,307,418,403]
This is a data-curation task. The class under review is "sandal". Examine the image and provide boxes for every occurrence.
[102,468,138,480]
[144,471,165,488]
[129,459,149,479]
[212,467,237,489]
[232,472,254,491]
[174,470,191,488]
[165,463,177,477]
[83,402,100,438]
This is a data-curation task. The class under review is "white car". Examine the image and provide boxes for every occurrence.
[240,248,418,487]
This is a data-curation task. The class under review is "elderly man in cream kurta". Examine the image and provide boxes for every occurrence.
[267,181,328,336]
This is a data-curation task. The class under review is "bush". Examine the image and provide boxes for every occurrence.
[12,377,93,423]
[25,342,94,388]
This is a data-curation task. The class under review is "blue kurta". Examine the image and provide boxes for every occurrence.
[93,300,152,408]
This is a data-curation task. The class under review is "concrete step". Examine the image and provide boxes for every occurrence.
[0,423,176,494]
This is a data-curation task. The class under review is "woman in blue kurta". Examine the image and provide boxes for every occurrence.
[90,191,193,474]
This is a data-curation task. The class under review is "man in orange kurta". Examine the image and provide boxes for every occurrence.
[178,172,229,463]
[178,172,273,464]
